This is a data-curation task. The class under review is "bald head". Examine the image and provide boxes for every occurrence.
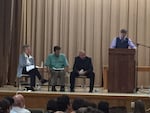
[79,50,86,59]
[13,94,25,108]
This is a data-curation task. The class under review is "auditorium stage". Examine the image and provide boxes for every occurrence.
[0,85,150,112]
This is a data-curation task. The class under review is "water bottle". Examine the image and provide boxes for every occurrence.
[36,83,41,91]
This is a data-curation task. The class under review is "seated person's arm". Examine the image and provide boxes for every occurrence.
[19,55,27,67]
[110,38,117,48]
[63,55,69,72]
[85,58,93,74]
[72,58,79,74]
[44,55,52,71]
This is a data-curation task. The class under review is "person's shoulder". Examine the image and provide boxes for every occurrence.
[86,56,91,59]
[11,107,31,113]
[19,54,25,59]
[116,37,120,40]
[10,109,17,113]
[19,53,24,57]
[48,53,54,57]
[60,53,66,57]
[75,56,80,59]
[22,108,31,113]
[75,56,79,58]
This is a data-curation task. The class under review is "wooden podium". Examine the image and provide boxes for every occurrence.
[108,49,136,93]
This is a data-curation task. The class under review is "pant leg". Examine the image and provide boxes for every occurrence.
[50,70,58,86]
[70,71,79,90]
[22,67,36,87]
[59,71,65,86]
[29,68,42,80]
[30,75,36,87]
[87,72,95,91]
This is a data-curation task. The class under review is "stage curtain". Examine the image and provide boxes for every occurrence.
[1,0,150,87]
[19,0,150,87]
[0,0,22,86]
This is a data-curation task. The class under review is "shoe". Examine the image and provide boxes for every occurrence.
[25,86,35,91]
[89,90,93,93]
[41,79,48,84]
[70,89,75,92]
[52,86,57,91]
[60,86,65,92]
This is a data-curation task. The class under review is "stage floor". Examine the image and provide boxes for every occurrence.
[0,85,150,95]
[0,85,150,112]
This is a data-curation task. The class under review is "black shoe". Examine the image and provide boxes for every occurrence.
[60,86,65,92]
[70,89,75,92]
[52,86,57,91]
[25,86,35,91]
[41,79,48,84]
[89,89,93,93]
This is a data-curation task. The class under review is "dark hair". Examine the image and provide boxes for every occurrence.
[22,44,30,51]
[72,98,87,111]
[0,99,10,113]
[4,96,14,106]
[56,95,70,112]
[76,107,103,113]
[120,29,127,33]
[54,46,61,52]
[98,101,109,113]
[47,99,58,112]
[134,100,146,113]
[86,101,97,108]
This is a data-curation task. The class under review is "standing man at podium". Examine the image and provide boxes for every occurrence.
[110,29,136,49]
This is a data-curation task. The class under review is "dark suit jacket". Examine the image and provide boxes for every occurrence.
[73,56,93,74]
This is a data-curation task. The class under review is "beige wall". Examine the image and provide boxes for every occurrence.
[20,0,150,86]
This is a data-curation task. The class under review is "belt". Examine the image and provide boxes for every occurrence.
[53,69,64,71]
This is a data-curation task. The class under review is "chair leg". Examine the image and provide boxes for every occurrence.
[48,79,50,91]
[18,78,22,90]
[83,78,86,88]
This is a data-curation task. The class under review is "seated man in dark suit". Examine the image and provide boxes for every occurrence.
[70,50,95,92]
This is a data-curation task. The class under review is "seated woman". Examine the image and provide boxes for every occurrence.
[17,45,47,90]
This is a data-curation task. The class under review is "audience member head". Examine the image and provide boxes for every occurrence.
[57,95,70,112]
[79,50,86,59]
[72,98,87,111]
[4,96,14,109]
[54,46,61,56]
[85,100,97,108]
[133,100,146,113]
[0,99,10,113]
[76,107,103,113]
[120,29,127,38]
[22,44,31,55]
[47,99,58,112]
[98,101,109,113]
[4,96,14,106]
[13,94,25,108]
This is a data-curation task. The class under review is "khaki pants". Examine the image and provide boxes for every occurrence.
[50,70,65,86]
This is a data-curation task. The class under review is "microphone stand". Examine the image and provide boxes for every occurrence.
[136,43,150,49]
[135,42,150,92]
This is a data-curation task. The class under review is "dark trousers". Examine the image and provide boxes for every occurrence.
[22,67,42,87]
[70,71,95,91]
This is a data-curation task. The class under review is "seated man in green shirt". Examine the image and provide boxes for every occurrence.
[45,46,69,91]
